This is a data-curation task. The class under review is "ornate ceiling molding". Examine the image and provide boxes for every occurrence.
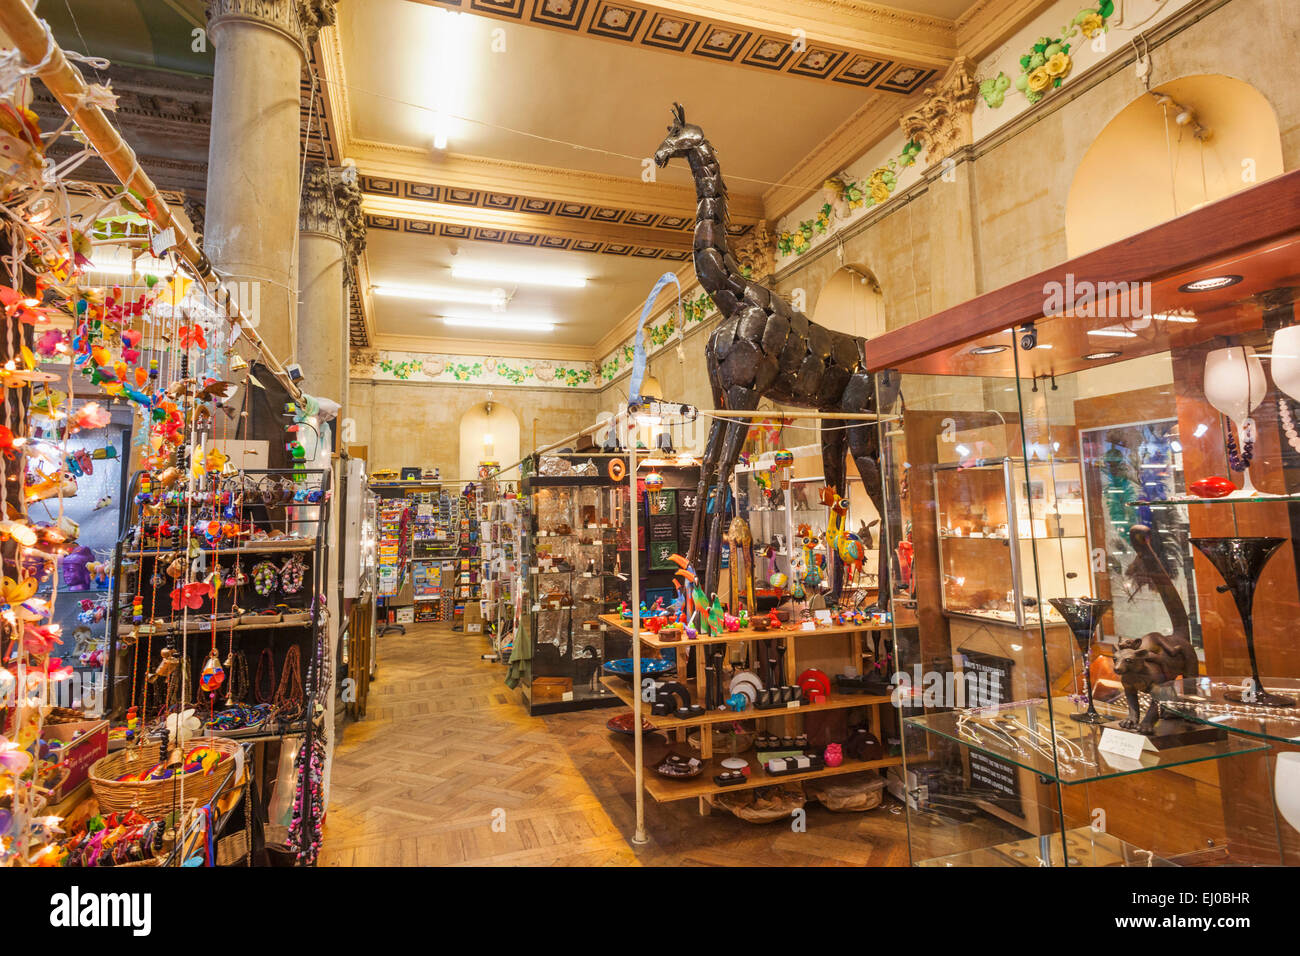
[361,193,696,256]
[761,88,918,223]
[403,0,950,89]
[955,0,1058,62]
[348,137,763,223]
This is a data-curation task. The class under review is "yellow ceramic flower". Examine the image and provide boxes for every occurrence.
[869,181,891,203]
[1078,12,1104,37]
[1046,52,1071,77]
[1027,66,1052,92]
[792,233,806,249]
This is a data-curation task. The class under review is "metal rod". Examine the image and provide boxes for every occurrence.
[698,410,890,421]
[0,0,304,403]
[489,419,607,479]
[628,411,647,846]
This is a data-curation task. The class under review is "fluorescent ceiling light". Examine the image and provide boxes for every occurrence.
[1087,327,1137,338]
[450,263,587,288]
[1083,351,1122,361]
[431,10,469,150]
[442,315,554,333]
[373,284,507,307]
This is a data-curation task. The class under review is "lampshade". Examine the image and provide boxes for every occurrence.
[1270,326,1300,403]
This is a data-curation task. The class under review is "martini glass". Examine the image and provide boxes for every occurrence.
[1191,536,1293,707]
[1049,597,1113,724]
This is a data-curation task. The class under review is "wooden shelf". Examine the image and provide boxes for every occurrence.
[599,676,890,728]
[598,613,903,649]
[607,732,902,803]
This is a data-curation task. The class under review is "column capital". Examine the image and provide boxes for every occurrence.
[206,0,338,52]
[898,56,978,167]
[300,161,367,273]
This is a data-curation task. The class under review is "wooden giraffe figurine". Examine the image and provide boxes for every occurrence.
[653,103,898,603]
[725,516,755,614]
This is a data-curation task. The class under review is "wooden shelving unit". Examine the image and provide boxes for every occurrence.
[600,613,906,805]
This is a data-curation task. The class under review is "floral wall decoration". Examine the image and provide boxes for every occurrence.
[776,141,922,257]
[355,349,599,389]
[980,2,1112,108]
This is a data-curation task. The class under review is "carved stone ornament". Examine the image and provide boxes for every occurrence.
[732,219,776,284]
[898,56,978,166]
[300,161,367,272]
[206,0,338,49]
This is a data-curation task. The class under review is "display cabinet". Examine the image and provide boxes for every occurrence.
[515,454,700,715]
[869,181,1300,866]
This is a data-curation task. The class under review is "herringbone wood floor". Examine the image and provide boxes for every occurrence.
[319,622,912,866]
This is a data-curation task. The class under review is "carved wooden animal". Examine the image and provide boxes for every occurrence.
[725,516,755,614]
[1114,524,1197,733]
[654,103,898,605]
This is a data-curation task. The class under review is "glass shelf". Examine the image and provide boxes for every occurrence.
[1137,494,1300,507]
[1154,676,1300,744]
[904,696,1268,785]
[917,826,1174,867]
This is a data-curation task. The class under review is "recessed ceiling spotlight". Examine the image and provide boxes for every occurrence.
[1178,275,1243,292]
[1083,350,1122,361]
[969,344,1009,355]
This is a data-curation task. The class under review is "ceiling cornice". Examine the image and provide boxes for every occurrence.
[348,137,764,222]
[313,22,354,159]
[761,88,920,223]
[402,0,955,86]
[591,261,697,360]
[955,0,1058,62]
[362,194,695,252]
[371,333,596,362]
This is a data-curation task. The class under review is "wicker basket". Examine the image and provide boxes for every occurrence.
[89,736,240,817]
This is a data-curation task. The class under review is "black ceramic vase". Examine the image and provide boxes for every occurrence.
[1190,536,1293,707]
[1049,597,1113,724]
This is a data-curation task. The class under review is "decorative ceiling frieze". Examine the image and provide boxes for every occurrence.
[404,0,956,90]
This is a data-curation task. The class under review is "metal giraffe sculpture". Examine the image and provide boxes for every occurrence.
[653,103,898,605]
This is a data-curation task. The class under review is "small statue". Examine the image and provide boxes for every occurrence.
[1114,525,1198,734]
[1114,632,1198,734]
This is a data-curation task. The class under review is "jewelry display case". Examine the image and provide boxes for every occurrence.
[868,175,1300,866]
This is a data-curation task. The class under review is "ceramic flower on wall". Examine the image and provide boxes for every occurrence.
[987,2,1112,108]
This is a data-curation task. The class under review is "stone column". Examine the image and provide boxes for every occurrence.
[296,161,364,412]
[203,0,337,362]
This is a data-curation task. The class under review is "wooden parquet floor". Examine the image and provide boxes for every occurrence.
[319,622,912,866]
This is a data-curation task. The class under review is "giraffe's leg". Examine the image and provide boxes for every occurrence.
[821,414,849,606]
[704,387,758,598]
[686,356,726,581]
[843,370,892,612]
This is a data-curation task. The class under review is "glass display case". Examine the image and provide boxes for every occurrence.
[872,200,1300,866]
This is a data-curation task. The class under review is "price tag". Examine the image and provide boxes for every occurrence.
[151,226,176,256]
[582,572,592,578]
[1098,726,1154,759]
[531,603,540,612]
[561,691,574,701]
[786,700,800,709]
[800,621,816,631]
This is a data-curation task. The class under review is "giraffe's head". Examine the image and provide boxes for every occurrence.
[653,102,705,168]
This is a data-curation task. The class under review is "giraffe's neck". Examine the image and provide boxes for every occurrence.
[688,143,743,299]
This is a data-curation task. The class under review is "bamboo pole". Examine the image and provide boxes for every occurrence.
[0,0,304,402]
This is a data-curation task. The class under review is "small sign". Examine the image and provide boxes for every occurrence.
[786,700,800,709]
[151,226,176,256]
[1098,726,1155,759]
[561,691,574,702]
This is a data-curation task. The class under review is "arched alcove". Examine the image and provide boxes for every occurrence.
[1067,75,1284,256]
[459,400,521,481]
[812,265,887,340]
